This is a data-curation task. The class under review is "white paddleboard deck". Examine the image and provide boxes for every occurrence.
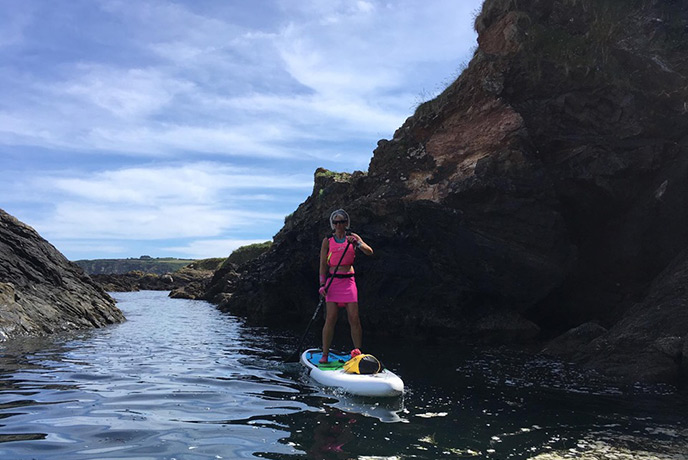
[300,348,404,397]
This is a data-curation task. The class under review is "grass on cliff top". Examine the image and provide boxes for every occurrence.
[222,241,273,268]
[181,258,226,272]
[315,168,353,182]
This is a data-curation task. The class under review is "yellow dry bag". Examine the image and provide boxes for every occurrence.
[343,354,382,375]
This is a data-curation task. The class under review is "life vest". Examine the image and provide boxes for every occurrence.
[327,237,355,267]
[343,354,382,374]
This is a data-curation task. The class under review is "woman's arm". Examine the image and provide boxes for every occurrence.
[319,238,329,283]
[349,233,373,256]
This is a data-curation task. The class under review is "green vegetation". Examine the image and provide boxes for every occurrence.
[315,168,352,183]
[521,0,670,89]
[74,256,197,275]
[182,258,226,272]
[222,241,272,268]
[531,4,624,69]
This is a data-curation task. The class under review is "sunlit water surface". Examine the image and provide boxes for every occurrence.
[1,291,687,459]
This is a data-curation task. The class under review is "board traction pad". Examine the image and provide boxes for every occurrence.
[305,350,349,371]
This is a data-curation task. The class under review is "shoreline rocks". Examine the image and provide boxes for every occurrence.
[88,258,230,300]
[0,209,125,342]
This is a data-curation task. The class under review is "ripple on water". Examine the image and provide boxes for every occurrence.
[1,291,687,459]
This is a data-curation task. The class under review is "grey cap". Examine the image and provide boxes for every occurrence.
[329,209,350,230]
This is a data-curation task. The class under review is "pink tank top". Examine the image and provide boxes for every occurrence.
[327,237,355,267]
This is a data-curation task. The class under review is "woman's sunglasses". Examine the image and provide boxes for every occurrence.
[333,220,348,225]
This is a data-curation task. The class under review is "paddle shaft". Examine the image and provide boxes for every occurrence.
[286,238,352,362]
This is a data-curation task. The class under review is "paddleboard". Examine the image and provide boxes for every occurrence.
[300,348,404,397]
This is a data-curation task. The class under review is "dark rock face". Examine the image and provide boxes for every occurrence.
[205,0,688,383]
[0,209,125,341]
[559,248,688,383]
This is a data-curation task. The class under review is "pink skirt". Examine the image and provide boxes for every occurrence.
[325,276,358,304]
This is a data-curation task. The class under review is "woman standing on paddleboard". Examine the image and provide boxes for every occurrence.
[318,209,373,363]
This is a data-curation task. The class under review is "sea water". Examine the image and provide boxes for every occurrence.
[0,290,686,459]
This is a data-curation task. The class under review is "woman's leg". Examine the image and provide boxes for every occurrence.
[345,302,362,350]
[321,302,338,361]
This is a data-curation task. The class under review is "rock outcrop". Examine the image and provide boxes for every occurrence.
[205,0,688,384]
[0,209,125,341]
[91,271,178,292]
[168,259,227,299]
[89,258,229,300]
[559,247,688,384]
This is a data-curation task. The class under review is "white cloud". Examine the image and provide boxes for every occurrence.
[54,241,129,258]
[275,0,479,96]
[25,162,310,247]
[1,0,480,158]
[0,0,483,259]
[79,124,297,158]
[221,92,403,139]
[58,65,194,119]
[48,163,312,204]
[164,238,270,259]
[39,202,278,240]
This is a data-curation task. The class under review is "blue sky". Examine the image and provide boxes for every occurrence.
[1,0,483,260]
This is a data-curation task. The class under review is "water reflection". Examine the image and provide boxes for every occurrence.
[328,394,405,424]
[308,408,358,459]
[0,291,686,459]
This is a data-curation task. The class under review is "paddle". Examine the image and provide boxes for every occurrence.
[285,238,352,363]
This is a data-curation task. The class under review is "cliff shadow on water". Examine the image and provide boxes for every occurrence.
[205,0,688,386]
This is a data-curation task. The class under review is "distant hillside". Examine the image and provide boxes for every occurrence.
[90,257,226,293]
[74,256,197,275]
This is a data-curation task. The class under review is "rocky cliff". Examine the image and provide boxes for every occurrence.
[206,0,688,384]
[0,209,125,341]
